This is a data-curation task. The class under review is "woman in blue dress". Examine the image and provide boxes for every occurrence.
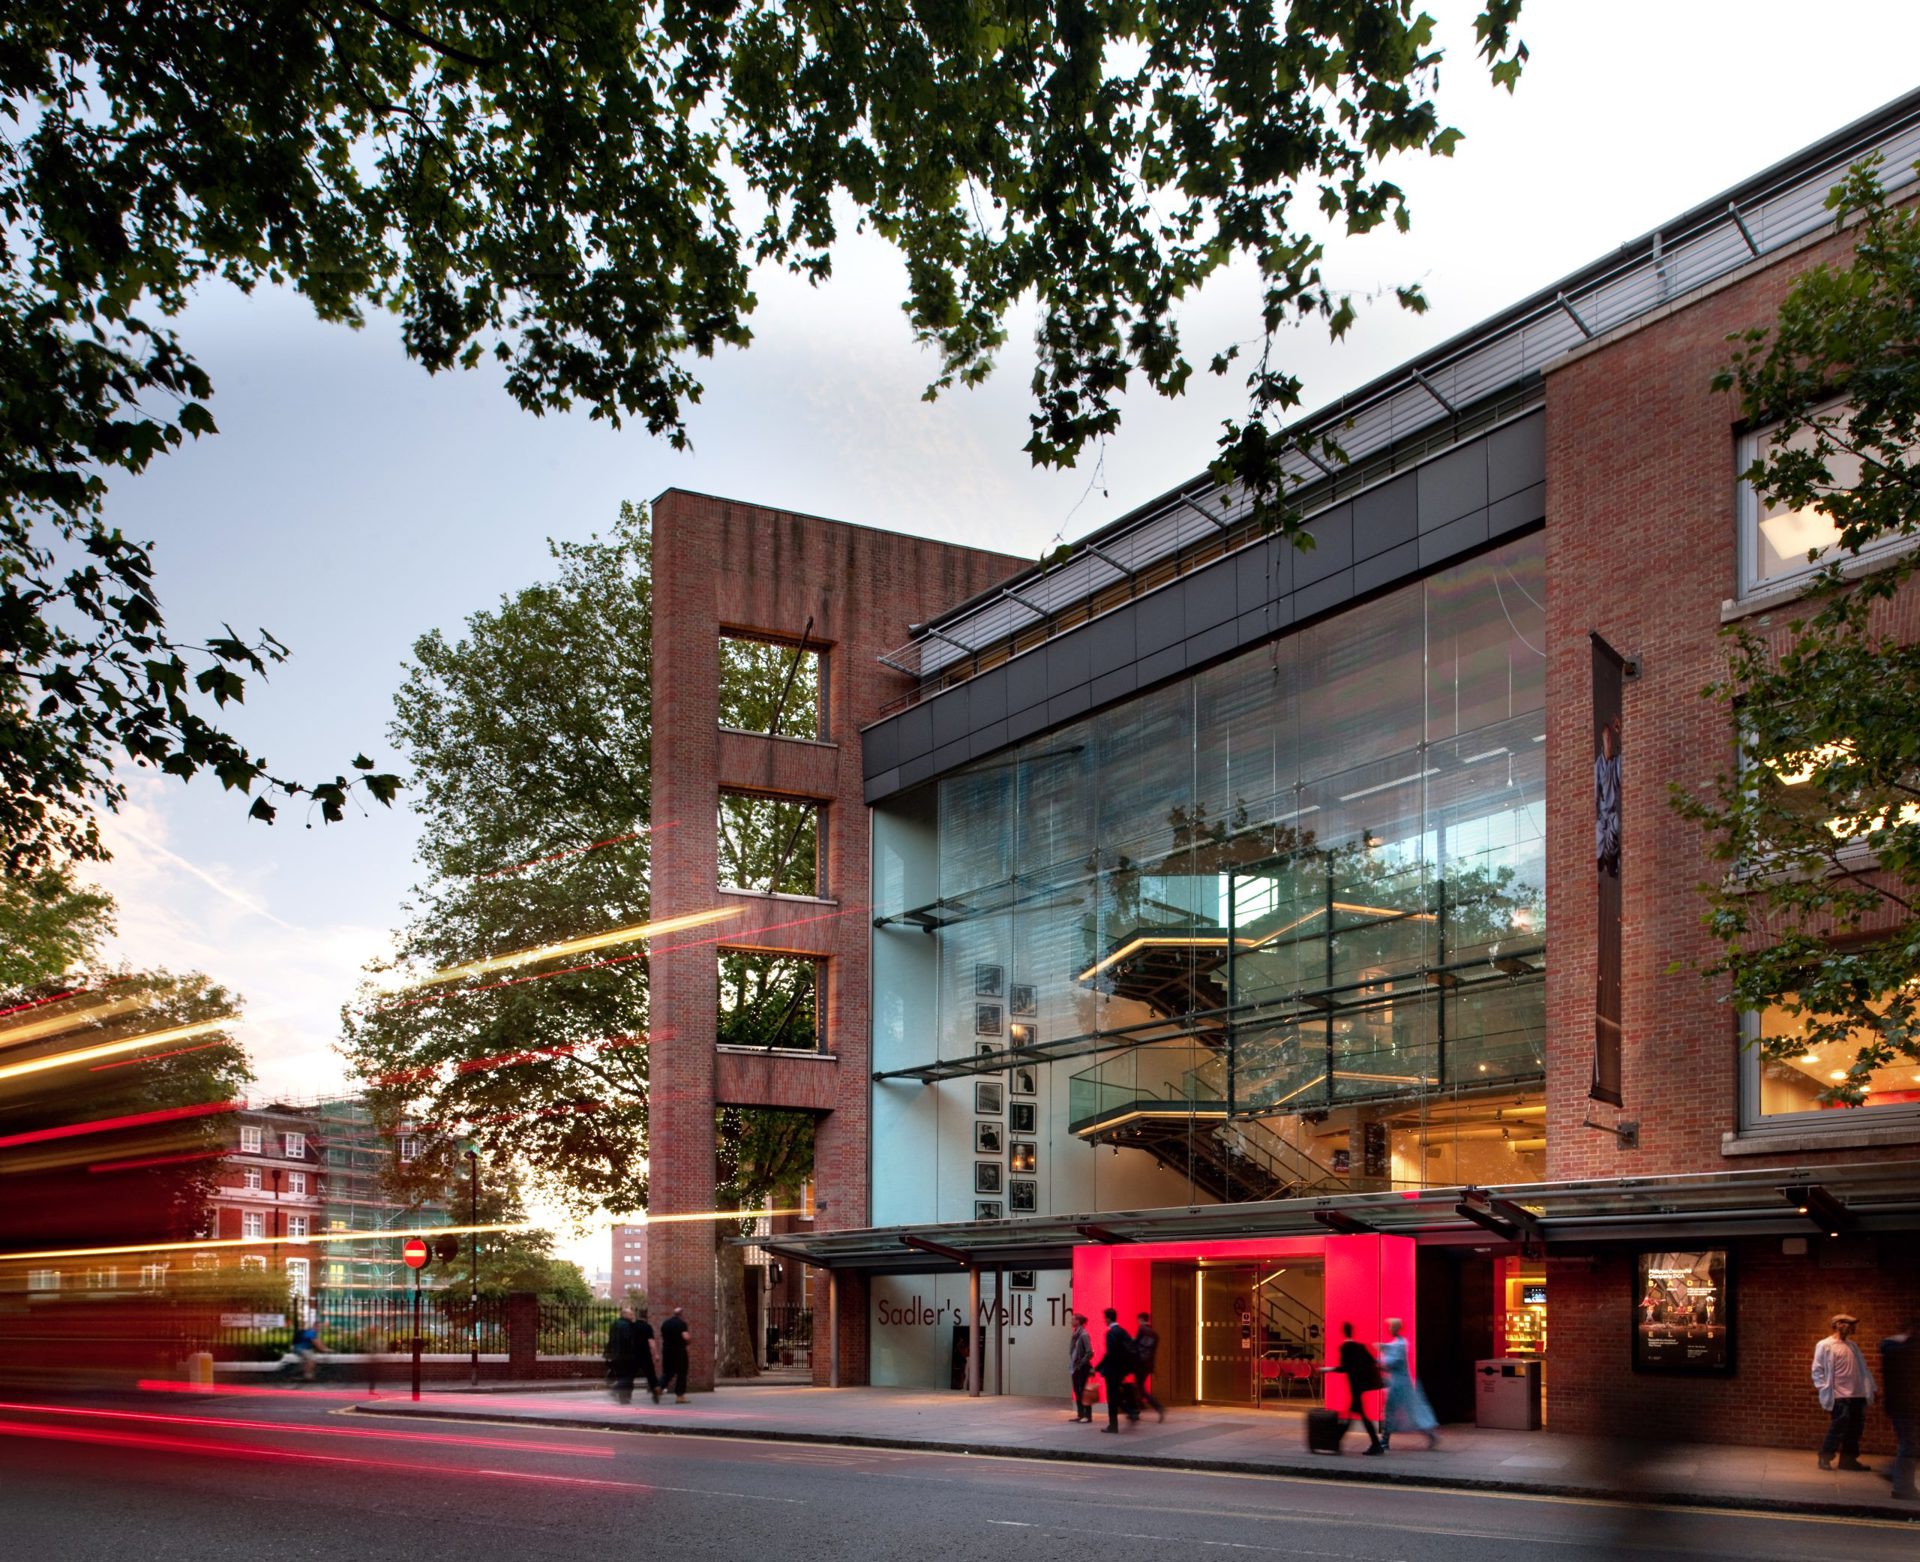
[1380,1318,1440,1450]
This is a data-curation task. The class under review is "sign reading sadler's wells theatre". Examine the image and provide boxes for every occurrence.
[1590,632,1626,1108]
[1633,1249,1733,1374]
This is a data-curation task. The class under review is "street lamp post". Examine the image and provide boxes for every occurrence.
[466,1148,479,1387]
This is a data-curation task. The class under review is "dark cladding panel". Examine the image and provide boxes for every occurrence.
[1418,508,1491,569]
[932,686,970,747]
[1293,504,1353,588]
[897,702,934,765]
[1353,539,1422,597]
[1135,586,1186,656]
[1416,442,1489,532]
[1005,648,1048,715]
[1352,472,1418,559]
[1005,701,1051,743]
[1489,481,1546,539]
[932,736,971,774]
[1090,663,1139,709]
[967,720,1008,759]
[1046,685,1091,725]
[1182,563,1238,635]
[1044,628,1093,697]
[1183,620,1239,669]
[967,667,1008,727]
[1487,410,1546,502]
[865,717,900,776]
[1087,609,1135,673]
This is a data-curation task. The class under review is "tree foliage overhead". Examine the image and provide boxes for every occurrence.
[0,866,115,991]
[1679,157,1920,1104]
[2,0,1523,871]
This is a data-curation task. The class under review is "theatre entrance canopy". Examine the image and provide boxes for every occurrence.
[753,1160,1920,1276]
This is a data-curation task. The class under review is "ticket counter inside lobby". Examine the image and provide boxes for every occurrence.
[1072,1233,1415,1412]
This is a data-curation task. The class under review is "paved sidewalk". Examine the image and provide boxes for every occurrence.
[351,1383,1919,1521]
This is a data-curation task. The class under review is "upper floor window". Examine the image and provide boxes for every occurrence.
[717,950,822,1052]
[287,1216,310,1238]
[397,1135,417,1163]
[287,1172,307,1196]
[1738,403,1907,597]
[241,1167,262,1191]
[283,1132,306,1159]
[1743,998,1920,1132]
[718,791,825,897]
[239,1125,262,1154]
[286,1259,310,1297]
[719,632,825,741]
[241,1212,266,1239]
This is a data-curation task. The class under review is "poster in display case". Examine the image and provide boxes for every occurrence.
[1633,1249,1733,1374]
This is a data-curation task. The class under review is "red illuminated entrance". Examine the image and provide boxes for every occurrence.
[1070,1233,1415,1411]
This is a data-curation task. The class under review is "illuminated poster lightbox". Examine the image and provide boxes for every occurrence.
[1633,1249,1733,1374]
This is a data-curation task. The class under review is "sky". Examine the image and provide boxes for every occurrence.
[69,2,1920,1265]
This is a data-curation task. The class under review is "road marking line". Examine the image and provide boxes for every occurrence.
[473,1469,803,1501]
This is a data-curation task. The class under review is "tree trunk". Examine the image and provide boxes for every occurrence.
[712,1205,758,1378]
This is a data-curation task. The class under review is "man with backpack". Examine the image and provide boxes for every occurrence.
[1134,1310,1166,1422]
[1098,1307,1138,1432]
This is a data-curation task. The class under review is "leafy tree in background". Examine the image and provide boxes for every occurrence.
[1678,157,1920,1103]
[342,506,813,1370]
[2,0,1523,871]
[0,867,114,991]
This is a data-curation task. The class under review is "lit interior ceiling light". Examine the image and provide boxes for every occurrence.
[1336,768,1440,803]
[0,1019,233,1083]
[1828,1070,1849,1081]
[384,906,743,993]
[1758,504,1844,564]
[1823,802,1920,837]
[1771,739,1853,786]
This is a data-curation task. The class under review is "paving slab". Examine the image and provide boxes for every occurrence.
[347,1382,1919,1522]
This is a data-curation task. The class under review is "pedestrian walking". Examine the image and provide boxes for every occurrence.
[1881,1311,1917,1500]
[1069,1313,1094,1423]
[1134,1311,1166,1422]
[605,1305,641,1404]
[1812,1312,1876,1471]
[1379,1317,1438,1451]
[1097,1307,1136,1433]
[660,1304,692,1402]
[286,1317,322,1383]
[633,1306,661,1404]
[1335,1321,1385,1456]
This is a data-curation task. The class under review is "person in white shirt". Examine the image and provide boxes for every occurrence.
[1812,1312,1877,1471]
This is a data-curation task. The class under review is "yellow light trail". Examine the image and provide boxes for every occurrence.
[382,906,744,993]
[0,1020,233,1083]
[0,994,153,1053]
[0,1210,803,1265]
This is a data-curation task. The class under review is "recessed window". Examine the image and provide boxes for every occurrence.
[240,1125,262,1154]
[283,1132,306,1159]
[718,791,825,897]
[1738,403,1908,597]
[242,1167,262,1191]
[287,1216,309,1238]
[285,1258,310,1297]
[398,1135,418,1163]
[717,950,822,1052]
[242,1212,266,1239]
[239,1255,267,1273]
[719,632,825,741]
[1744,999,1920,1129]
[287,1172,306,1196]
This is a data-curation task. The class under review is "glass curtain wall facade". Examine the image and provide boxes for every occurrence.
[880,532,1548,1193]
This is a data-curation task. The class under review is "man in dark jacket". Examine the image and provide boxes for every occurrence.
[1885,1312,1918,1500]
[1134,1311,1166,1421]
[1336,1321,1385,1455]
[1098,1308,1136,1433]
[633,1306,661,1404]
[1068,1314,1094,1423]
[660,1305,692,1402]
[605,1306,640,1404]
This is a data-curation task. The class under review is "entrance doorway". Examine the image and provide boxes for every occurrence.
[1152,1258,1325,1409]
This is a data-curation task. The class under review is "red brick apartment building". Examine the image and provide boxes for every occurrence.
[644,92,1920,1452]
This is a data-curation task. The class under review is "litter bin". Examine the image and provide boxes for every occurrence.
[1474,1356,1542,1430]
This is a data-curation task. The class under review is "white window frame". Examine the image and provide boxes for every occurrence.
[141,1263,169,1289]
[239,1255,267,1273]
[283,1132,306,1159]
[1737,402,1910,599]
[239,1125,262,1154]
[287,1216,309,1238]
[241,1212,266,1240]
[242,1167,262,1191]
[287,1171,306,1196]
[398,1135,418,1163]
[285,1258,310,1298]
[27,1269,60,1292]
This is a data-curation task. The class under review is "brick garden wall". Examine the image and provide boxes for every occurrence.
[647,489,1021,1388]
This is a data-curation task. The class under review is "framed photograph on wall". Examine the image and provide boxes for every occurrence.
[975,1161,1003,1195]
[1008,1102,1037,1135]
[1008,1178,1037,1213]
[975,1121,1004,1155]
[1009,1271,1036,1291]
[1010,1066,1038,1097]
[975,1003,1003,1036]
[976,1040,999,1059]
[1632,1249,1734,1375]
[974,1080,1004,1115]
[1009,984,1037,1017]
[975,964,1004,998]
[975,1201,1002,1220]
[1009,1140,1036,1175]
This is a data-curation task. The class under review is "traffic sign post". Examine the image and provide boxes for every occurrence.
[403,1237,430,1402]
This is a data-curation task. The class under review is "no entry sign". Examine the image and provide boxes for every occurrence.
[402,1237,430,1269]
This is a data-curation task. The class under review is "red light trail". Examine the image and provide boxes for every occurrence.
[477,826,660,880]
[0,1099,235,1152]
[89,1039,227,1072]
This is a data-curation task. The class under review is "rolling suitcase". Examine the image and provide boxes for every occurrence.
[1306,1407,1342,1453]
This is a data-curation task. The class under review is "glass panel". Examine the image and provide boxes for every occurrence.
[1755,1002,1920,1116]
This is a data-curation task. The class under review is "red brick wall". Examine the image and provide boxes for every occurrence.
[1543,219,1920,1183]
[1546,1238,1917,1454]
[646,489,1022,1388]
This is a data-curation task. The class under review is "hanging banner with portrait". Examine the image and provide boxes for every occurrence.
[1590,632,1625,1107]
[1633,1250,1733,1373]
